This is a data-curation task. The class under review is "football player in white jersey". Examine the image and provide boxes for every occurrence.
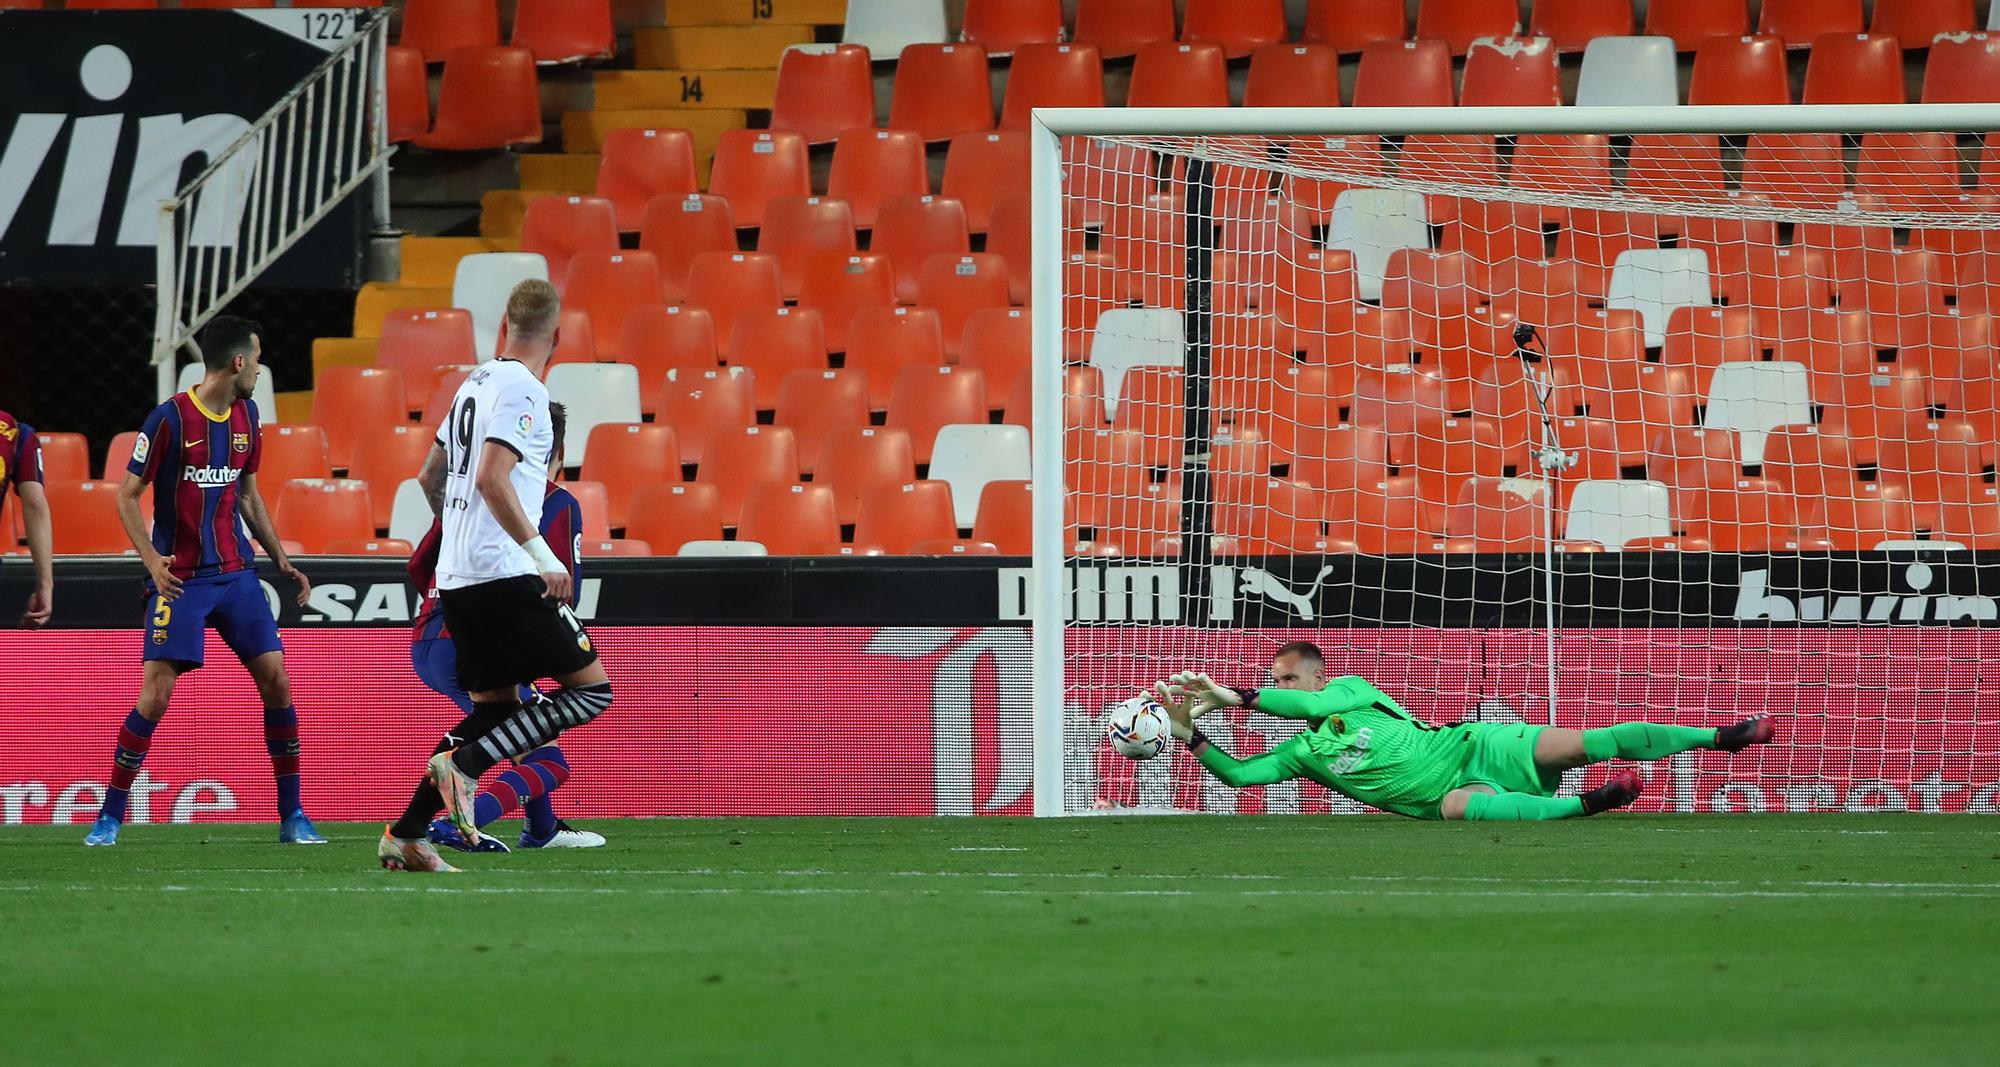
[379,280,615,873]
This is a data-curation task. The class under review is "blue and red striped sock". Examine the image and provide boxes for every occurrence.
[471,747,569,831]
[101,710,158,822]
[520,748,569,838]
[263,705,301,817]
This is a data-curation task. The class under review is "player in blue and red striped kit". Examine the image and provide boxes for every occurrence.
[84,317,322,847]
[0,406,53,627]
[407,401,603,851]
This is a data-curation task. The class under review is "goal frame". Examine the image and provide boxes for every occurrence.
[1026,103,2000,817]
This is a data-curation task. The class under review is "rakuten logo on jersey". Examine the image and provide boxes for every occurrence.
[0,45,252,251]
[181,464,242,487]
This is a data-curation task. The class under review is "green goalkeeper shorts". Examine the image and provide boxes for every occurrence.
[1453,722,1564,797]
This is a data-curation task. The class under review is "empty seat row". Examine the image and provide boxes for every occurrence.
[849,0,1999,58]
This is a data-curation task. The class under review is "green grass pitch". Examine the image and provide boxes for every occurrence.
[4,815,1996,1066]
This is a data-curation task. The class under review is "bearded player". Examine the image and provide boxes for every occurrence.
[1154,641,1775,821]
[85,316,322,846]
[408,401,604,852]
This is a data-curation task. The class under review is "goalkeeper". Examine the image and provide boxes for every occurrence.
[1156,642,1774,821]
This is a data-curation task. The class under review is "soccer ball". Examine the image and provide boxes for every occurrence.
[1106,696,1171,761]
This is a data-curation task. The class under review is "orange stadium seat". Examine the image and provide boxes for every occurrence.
[619,305,718,402]
[563,252,662,351]
[1303,0,1405,51]
[910,539,1001,556]
[1182,0,1288,59]
[46,480,132,553]
[520,195,619,291]
[510,0,614,63]
[1689,34,1791,104]
[684,252,783,350]
[770,44,876,145]
[1743,133,1847,207]
[1647,426,1742,492]
[759,197,858,300]
[657,367,754,465]
[1065,138,1158,228]
[1215,479,1329,555]
[1626,134,1728,200]
[597,128,699,233]
[773,370,870,476]
[1684,478,1799,549]
[65,0,159,7]
[626,483,721,553]
[322,538,415,556]
[855,481,958,554]
[399,0,500,62]
[918,254,1013,357]
[1802,33,1905,103]
[796,252,895,351]
[1416,0,1523,54]
[1759,0,1864,46]
[377,308,476,410]
[827,129,929,229]
[887,44,995,142]
[819,427,916,524]
[554,479,613,540]
[419,368,473,429]
[986,193,1036,305]
[958,308,1030,398]
[1353,40,1454,107]
[1285,424,1391,494]
[872,196,971,303]
[1922,31,2000,102]
[942,132,1030,233]
[348,426,435,526]
[845,307,946,411]
[737,483,840,554]
[101,432,142,479]
[999,45,1106,130]
[1872,0,1976,49]
[259,426,332,491]
[1072,0,1176,59]
[1645,0,1752,49]
[1005,364,1104,433]
[1807,483,1921,549]
[960,0,1063,53]
[706,130,811,229]
[1445,477,1547,549]
[1511,132,1613,196]
[32,432,87,483]
[583,537,652,556]
[1531,0,1635,50]
[1460,37,1562,107]
[1128,42,1230,108]
[385,46,430,143]
[413,46,541,150]
[276,480,374,553]
[1856,132,1965,212]
[312,366,407,470]
[1883,420,1991,504]
[1762,426,1858,500]
[581,423,680,530]
[886,366,987,465]
[639,194,736,305]
[1325,475,1427,552]
[1245,44,1343,107]
[727,307,829,411]
[970,480,1033,554]
[698,426,799,526]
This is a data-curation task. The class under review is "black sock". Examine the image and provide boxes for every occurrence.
[391,702,518,839]
[390,782,444,840]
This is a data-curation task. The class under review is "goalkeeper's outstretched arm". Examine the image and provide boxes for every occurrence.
[1153,681,1306,789]
[1171,673,1391,721]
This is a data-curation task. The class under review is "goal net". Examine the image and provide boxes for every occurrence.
[1027,106,2000,818]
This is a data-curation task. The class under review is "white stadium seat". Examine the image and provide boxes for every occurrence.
[1705,360,1811,465]
[387,477,432,545]
[451,252,550,361]
[928,423,1030,527]
[1086,307,1181,420]
[177,360,277,425]
[1565,479,1674,549]
[844,0,948,56]
[1607,248,1714,347]
[1326,188,1430,302]
[679,539,769,557]
[545,362,642,469]
[1578,36,1679,106]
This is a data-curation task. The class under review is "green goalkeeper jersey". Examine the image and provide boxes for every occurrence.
[1191,676,1477,820]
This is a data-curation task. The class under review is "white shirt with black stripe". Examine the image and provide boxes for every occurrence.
[433,358,554,590]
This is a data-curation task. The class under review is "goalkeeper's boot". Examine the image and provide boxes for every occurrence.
[1715,715,1775,753]
[429,818,510,853]
[279,810,328,844]
[379,827,459,873]
[519,819,606,850]
[427,749,484,848]
[1580,768,1644,816]
[82,814,121,847]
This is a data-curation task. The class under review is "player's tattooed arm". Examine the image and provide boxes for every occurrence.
[116,471,181,601]
[236,472,311,606]
[417,443,447,515]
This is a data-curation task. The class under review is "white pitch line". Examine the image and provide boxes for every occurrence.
[948,847,1027,852]
[5,883,2000,900]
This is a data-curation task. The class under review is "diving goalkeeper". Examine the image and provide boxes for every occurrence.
[1155,641,1774,821]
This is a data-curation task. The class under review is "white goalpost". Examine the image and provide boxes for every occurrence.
[1028,104,2000,818]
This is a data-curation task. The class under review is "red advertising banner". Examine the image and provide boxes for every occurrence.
[2,625,1996,823]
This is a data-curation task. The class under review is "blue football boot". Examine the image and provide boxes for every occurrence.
[279,810,329,844]
[83,814,121,847]
[428,817,510,853]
